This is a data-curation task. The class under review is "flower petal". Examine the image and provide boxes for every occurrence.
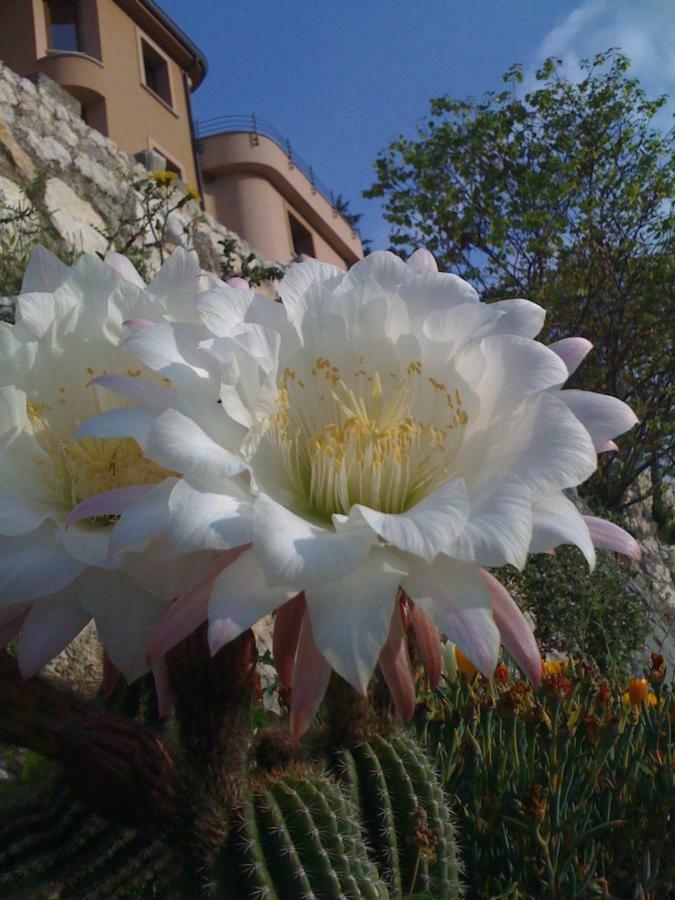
[407,248,438,274]
[152,657,173,717]
[166,477,253,554]
[403,555,499,677]
[530,492,596,568]
[559,390,638,448]
[409,604,442,689]
[350,477,469,563]
[290,611,332,739]
[253,493,376,585]
[109,478,178,556]
[104,252,145,287]
[583,516,641,561]
[65,484,155,529]
[0,604,29,649]
[145,545,250,665]
[208,551,297,655]
[481,569,541,683]
[488,299,546,338]
[305,549,406,694]
[0,523,86,605]
[145,407,246,480]
[88,374,173,411]
[548,338,593,376]
[273,593,307,690]
[447,475,532,569]
[17,588,90,677]
[379,604,415,720]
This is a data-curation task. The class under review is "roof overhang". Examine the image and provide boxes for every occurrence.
[114,0,207,89]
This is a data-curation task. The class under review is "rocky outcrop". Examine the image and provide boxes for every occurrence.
[623,479,675,673]
[0,61,262,282]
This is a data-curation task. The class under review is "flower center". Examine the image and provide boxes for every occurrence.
[267,358,469,518]
[28,403,169,514]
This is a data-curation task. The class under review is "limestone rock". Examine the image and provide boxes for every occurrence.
[43,177,108,254]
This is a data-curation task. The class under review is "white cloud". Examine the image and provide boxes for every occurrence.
[528,0,674,116]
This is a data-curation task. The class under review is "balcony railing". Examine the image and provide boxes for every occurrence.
[193,114,359,237]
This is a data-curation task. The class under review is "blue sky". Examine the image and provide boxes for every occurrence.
[160,0,674,250]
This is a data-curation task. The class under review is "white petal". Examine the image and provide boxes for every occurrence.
[61,525,115,568]
[104,252,146,287]
[77,407,155,445]
[461,393,598,494]
[447,476,532,569]
[208,551,296,654]
[403,555,499,676]
[166,476,253,553]
[21,245,70,293]
[488,299,546,338]
[88,374,173,411]
[407,248,438,274]
[78,569,168,682]
[17,587,90,677]
[197,287,252,335]
[349,478,469,563]
[109,478,178,556]
[530,492,595,568]
[548,338,593,376]
[145,407,246,480]
[475,334,569,423]
[558,390,638,448]
[253,493,376,585]
[422,303,501,354]
[305,549,406,693]
[278,258,344,326]
[123,322,212,383]
[0,523,86,604]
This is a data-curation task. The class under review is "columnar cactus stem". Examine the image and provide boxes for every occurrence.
[166,625,257,870]
[0,649,91,758]
[322,672,375,749]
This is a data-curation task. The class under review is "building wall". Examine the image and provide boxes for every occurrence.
[201,131,363,269]
[0,0,198,186]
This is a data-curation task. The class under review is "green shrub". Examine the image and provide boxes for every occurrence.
[497,546,649,673]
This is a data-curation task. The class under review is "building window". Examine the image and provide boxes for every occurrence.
[289,213,315,258]
[141,38,172,107]
[45,0,81,52]
[153,148,182,179]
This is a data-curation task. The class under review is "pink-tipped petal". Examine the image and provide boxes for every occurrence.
[152,657,173,717]
[378,605,415,721]
[146,545,250,665]
[65,484,155,529]
[410,604,442,689]
[290,611,331,740]
[597,440,618,453]
[482,569,542,684]
[548,337,593,376]
[226,277,249,289]
[583,516,642,561]
[101,651,121,696]
[273,593,306,690]
[545,549,557,556]
[0,607,29,648]
[407,248,438,274]
[123,319,154,332]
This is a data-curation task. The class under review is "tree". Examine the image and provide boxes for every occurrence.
[365,50,674,514]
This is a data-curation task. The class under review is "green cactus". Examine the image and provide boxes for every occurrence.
[335,732,463,899]
[0,767,389,899]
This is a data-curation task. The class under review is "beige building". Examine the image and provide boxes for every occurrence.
[0,1,363,268]
[199,120,363,268]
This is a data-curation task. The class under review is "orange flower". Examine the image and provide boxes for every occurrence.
[455,647,478,679]
[628,678,649,706]
[494,663,509,685]
[622,679,658,709]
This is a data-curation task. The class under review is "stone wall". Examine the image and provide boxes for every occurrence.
[0,61,265,286]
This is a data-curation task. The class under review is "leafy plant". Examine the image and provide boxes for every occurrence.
[417,654,674,899]
[219,236,284,287]
[366,49,674,512]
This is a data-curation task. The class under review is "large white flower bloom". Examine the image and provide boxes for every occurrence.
[87,250,640,734]
[0,247,217,684]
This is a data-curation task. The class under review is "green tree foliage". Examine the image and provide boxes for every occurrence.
[366,50,674,512]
